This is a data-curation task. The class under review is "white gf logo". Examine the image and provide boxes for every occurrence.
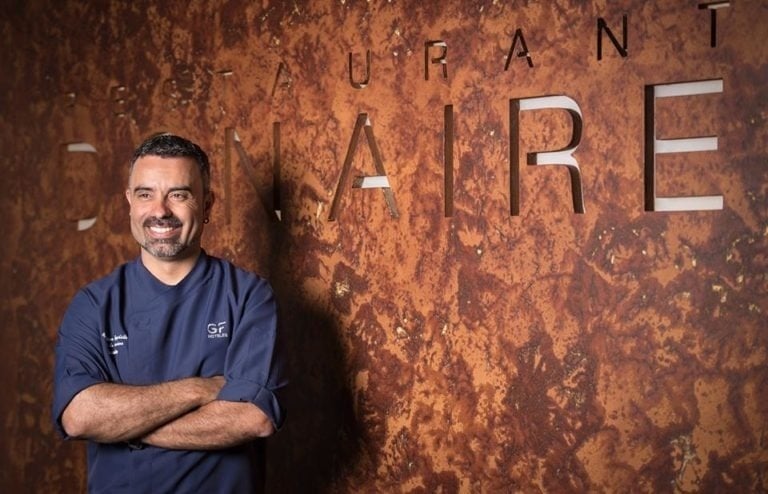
[207,321,228,337]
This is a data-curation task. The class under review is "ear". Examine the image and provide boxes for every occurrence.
[125,188,132,206]
[205,190,215,216]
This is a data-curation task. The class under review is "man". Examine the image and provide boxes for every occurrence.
[53,134,286,493]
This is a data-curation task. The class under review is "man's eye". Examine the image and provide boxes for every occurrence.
[171,192,189,200]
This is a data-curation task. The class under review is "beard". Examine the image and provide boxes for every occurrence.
[140,237,188,258]
[139,216,188,258]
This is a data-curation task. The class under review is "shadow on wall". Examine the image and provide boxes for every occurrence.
[242,191,363,493]
[266,295,363,493]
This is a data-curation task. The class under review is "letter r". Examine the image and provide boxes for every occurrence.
[510,96,585,215]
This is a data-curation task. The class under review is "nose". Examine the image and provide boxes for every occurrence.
[149,197,173,218]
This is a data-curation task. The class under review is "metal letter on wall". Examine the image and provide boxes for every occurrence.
[225,128,281,221]
[110,85,129,117]
[349,49,372,89]
[505,28,534,70]
[272,122,282,220]
[224,128,234,225]
[597,15,628,60]
[271,62,293,97]
[63,142,99,231]
[444,105,454,218]
[162,63,195,109]
[329,113,399,221]
[509,96,585,216]
[698,2,731,47]
[424,41,448,80]
[644,79,724,212]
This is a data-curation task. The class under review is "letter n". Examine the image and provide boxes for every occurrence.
[225,128,281,221]
[597,15,628,60]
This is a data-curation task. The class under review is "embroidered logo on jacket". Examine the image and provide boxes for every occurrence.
[207,321,229,339]
[102,332,128,355]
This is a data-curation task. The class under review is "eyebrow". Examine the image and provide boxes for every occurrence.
[131,186,194,194]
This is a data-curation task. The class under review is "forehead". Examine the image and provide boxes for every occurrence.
[129,155,202,187]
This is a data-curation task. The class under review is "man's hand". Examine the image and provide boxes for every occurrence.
[61,376,225,443]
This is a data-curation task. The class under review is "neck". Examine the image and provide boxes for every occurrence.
[141,248,202,286]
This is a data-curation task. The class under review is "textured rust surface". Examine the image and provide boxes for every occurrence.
[1,1,767,492]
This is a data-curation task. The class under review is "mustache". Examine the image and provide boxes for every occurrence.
[143,217,182,228]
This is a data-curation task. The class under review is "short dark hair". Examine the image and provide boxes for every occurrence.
[130,134,211,194]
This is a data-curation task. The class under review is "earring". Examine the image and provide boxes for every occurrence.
[204,218,210,224]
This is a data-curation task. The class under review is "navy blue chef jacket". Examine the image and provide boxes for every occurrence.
[53,251,287,493]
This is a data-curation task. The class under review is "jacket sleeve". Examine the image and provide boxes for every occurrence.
[217,278,287,429]
[52,289,110,437]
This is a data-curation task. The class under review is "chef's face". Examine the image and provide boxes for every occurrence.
[126,155,212,262]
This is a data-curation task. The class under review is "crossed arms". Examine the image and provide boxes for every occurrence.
[61,377,275,449]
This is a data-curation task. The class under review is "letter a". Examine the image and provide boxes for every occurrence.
[504,28,534,70]
[329,114,399,221]
[271,62,293,97]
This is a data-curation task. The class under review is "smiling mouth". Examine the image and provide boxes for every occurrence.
[149,225,177,234]
[144,218,182,238]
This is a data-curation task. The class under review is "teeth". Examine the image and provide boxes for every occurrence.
[150,226,174,233]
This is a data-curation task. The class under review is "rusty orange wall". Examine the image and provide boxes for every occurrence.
[1,1,767,492]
